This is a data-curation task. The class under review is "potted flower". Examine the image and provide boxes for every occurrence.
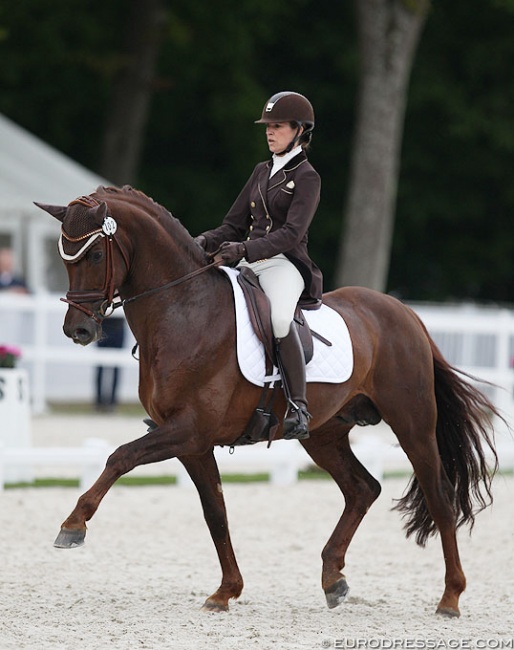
[0,344,22,368]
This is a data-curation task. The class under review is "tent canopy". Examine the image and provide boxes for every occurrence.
[0,113,110,291]
[0,112,109,210]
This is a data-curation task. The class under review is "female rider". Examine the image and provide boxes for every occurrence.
[195,91,322,440]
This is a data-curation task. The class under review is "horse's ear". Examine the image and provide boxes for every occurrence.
[33,202,67,223]
[90,201,108,224]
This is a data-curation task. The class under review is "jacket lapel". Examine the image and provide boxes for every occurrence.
[267,152,307,191]
[268,169,287,191]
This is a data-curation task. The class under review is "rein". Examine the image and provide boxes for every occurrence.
[63,254,222,322]
[122,258,223,307]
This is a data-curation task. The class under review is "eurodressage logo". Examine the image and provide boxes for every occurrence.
[321,640,514,649]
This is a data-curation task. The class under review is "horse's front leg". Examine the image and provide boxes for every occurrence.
[179,453,244,612]
[53,461,120,548]
[53,419,211,549]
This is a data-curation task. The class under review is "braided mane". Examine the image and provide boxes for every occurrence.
[92,185,206,264]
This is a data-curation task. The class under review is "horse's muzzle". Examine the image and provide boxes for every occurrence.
[63,318,100,346]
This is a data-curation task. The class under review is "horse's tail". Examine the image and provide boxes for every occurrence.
[394,329,500,547]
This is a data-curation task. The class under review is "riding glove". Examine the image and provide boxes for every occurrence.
[219,242,247,264]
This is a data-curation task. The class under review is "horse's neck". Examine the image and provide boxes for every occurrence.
[122,256,233,349]
[116,213,234,348]
[128,235,193,290]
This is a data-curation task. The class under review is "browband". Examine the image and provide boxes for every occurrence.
[58,230,105,262]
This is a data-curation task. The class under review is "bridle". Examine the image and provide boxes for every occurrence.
[60,196,222,324]
[59,197,131,323]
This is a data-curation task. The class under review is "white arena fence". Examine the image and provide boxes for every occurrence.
[1,293,139,414]
[1,293,513,485]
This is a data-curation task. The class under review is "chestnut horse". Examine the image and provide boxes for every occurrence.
[36,186,498,617]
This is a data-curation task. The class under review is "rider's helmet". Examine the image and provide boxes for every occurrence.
[255,91,315,149]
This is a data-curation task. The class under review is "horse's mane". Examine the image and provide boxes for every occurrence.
[93,185,207,265]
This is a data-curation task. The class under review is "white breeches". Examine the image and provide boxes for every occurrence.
[238,254,305,338]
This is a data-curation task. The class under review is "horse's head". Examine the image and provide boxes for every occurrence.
[35,195,130,346]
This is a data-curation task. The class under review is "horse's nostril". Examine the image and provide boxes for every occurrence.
[73,328,93,344]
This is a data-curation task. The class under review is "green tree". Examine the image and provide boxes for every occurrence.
[335,0,430,292]
[2,0,514,302]
[99,0,168,185]
[389,0,514,301]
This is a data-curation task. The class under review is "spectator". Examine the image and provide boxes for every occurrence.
[0,248,29,293]
[95,317,125,413]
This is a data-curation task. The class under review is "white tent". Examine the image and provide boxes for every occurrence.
[0,113,110,292]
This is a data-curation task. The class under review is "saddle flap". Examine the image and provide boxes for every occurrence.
[236,266,314,367]
[237,267,275,369]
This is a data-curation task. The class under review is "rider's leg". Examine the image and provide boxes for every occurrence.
[248,255,309,440]
[275,323,310,439]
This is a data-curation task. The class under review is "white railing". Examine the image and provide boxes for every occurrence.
[2,294,514,427]
[2,294,514,484]
[412,303,514,432]
[0,292,139,413]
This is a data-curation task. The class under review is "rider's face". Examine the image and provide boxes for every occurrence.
[265,122,301,155]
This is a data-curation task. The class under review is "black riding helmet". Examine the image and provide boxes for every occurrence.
[255,91,315,154]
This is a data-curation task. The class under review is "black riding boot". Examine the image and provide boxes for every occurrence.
[275,325,310,440]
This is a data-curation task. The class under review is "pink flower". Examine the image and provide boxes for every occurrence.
[0,344,22,368]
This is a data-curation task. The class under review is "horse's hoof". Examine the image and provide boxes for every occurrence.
[201,598,229,613]
[324,578,350,609]
[54,528,86,549]
[436,606,460,618]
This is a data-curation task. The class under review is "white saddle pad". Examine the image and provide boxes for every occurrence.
[221,266,354,387]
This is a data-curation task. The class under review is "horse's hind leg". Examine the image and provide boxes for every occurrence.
[302,419,382,609]
[391,421,466,617]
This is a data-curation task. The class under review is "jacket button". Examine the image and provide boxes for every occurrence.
[250,201,256,208]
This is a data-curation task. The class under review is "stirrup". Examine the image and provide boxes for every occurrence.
[283,401,311,440]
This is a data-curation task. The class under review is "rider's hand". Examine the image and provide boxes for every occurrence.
[219,241,247,264]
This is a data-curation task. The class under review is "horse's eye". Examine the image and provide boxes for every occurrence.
[90,249,103,264]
